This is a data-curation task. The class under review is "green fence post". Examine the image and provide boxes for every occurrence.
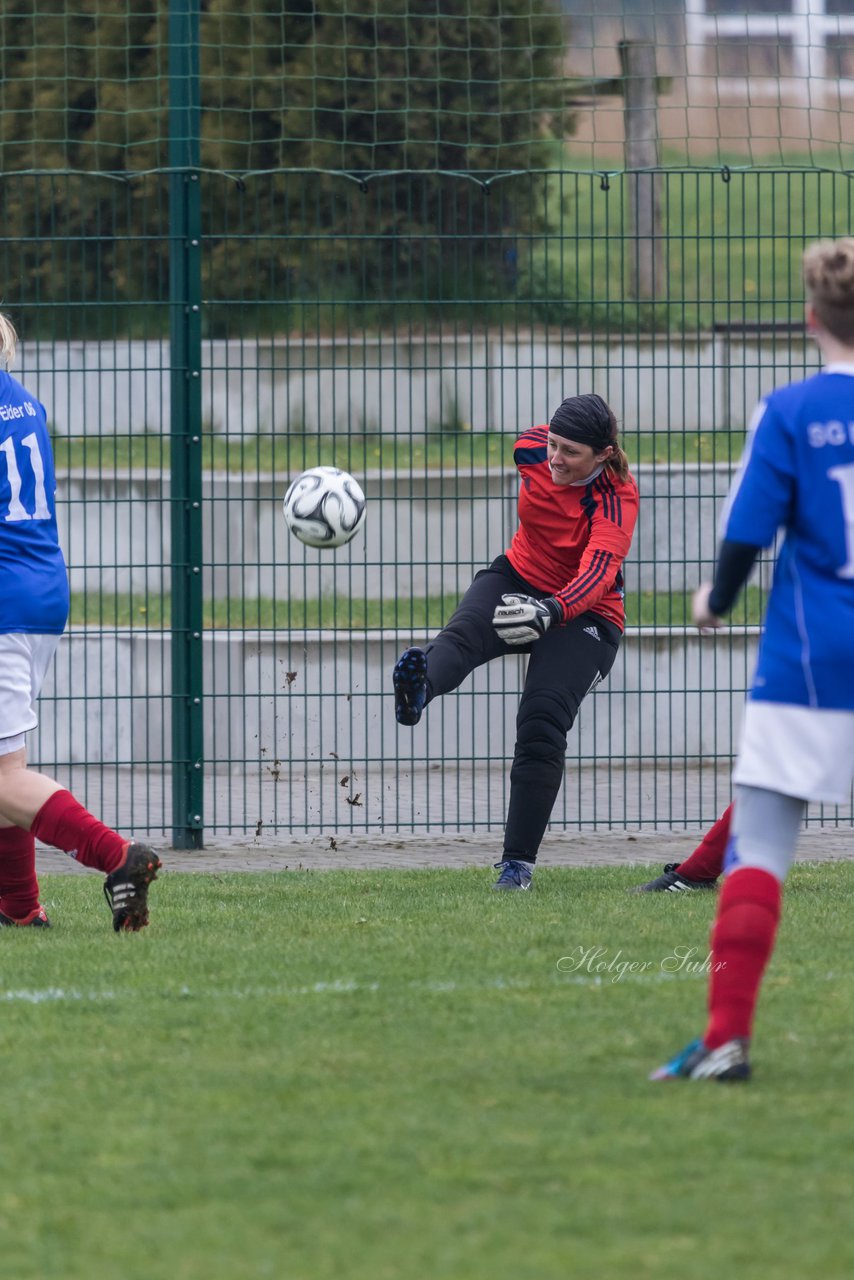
[169,0,204,848]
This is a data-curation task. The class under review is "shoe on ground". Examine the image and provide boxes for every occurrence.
[631,862,718,893]
[393,647,428,726]
[104,842,162,932]
[650,1036,751,1081]
[492,859,533,891]
[0,904,50,928]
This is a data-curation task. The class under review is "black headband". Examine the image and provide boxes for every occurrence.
[549,394,616,450]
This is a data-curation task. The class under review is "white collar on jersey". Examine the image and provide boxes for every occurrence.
[570,463,605,486]
[823,362,854,376]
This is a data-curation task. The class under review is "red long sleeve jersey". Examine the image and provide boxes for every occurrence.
[506,425,639,631]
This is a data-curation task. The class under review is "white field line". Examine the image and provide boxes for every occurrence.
[0,987,116,1004]
[0,974,649,1004]
[1,968,847,1006]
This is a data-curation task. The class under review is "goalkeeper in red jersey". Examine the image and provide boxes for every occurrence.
[393,393,639,889]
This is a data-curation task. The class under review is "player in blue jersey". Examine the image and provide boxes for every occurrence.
[652,237,854,1081]
[0,312,161,930]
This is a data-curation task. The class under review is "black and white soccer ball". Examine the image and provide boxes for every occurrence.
[282,466,367,549]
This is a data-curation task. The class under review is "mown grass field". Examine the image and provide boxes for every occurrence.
[5,862,853,1279]
[525,163,854,332]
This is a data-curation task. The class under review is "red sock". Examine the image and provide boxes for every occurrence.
[677,803,733,882]
[0,826,41,921]
[704,866,782,1049]
[31,790,128,874]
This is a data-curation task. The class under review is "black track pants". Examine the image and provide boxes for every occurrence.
[423,555,620,861]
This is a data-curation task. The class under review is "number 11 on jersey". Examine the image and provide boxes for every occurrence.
[0,432,51,522]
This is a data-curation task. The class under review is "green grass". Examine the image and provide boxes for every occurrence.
[565,145,854,173]
[68,586,767,630]
[52,429,750,474]
[7,862,854,1279]
[522,161,854,332]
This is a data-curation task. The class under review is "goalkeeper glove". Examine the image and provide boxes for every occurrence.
[492,593,563,646]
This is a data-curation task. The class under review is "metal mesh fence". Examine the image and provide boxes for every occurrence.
[4,1,854,171]
[3,165,849,838]
[1,3,852,840]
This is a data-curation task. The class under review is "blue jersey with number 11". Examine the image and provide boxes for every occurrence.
[722,365,854,710]
[0,370,69,634]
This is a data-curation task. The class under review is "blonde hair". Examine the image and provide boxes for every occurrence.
[0,312,17,369]
[803,238,854,345]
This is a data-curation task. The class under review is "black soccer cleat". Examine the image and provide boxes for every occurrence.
[104,842,162,932]
[631,862,718,893]
[393,647,428,726]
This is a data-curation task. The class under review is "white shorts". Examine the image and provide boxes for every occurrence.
[733,700,854,805]
[0,633,61,755]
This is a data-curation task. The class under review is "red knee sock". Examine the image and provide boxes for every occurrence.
[0,826,41,921]
[0,829,41,921]
[31,790,128,874]
[704,866,782,1049]
[677,803,733,882]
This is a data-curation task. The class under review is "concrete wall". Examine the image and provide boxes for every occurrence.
[59,462,741,600]
[32,625,758,770]
[20,331,821,438]
[36,625,854,835]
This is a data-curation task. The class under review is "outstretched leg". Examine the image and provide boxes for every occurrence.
[0,751,161,932]
[393,557,525,726]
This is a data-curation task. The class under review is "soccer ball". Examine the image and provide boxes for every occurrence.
[282,466,367,549]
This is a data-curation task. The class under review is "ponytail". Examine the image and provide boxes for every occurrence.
[604,443,630,483]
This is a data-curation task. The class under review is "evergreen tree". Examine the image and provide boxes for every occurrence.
[0,0,572,329]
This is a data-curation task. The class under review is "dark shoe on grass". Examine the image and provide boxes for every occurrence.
[104,843,162,932]
[492,859,533,891]
[0,905,50,927]
[632,863,718,893]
